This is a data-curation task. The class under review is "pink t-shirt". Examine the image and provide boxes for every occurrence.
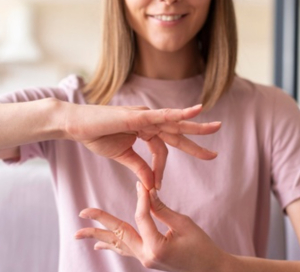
[1,74,300,272]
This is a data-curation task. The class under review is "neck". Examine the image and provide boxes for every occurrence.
[133,39,203,80]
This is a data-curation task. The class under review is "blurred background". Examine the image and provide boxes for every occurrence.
[0,0,101,93]
[0,0,299,272]
[0,0,274,95]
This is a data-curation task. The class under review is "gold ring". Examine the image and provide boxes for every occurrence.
[113,228,124,241]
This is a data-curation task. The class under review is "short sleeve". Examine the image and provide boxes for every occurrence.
[271,88,300,211]
[0,74,85,165]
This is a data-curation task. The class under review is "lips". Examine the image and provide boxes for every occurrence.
[148,14,188,22]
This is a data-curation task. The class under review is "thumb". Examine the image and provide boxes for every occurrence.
[135,182,163,247]
[149,188,183,230]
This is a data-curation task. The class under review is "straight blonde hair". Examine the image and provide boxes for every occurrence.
[83,0,238,110]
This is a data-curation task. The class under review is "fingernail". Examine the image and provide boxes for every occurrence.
[203,148,218,156]
[74,233,83,239]
[210,121,221,126]
[136,181,141,192]
[150,188,158,200]
[192,104,202,109]
[155,181,162,191]
[79,212,90,219]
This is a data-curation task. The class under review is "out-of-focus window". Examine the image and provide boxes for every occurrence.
[0,1,101,94]
[0,1,275,94]
[234,0,275,85]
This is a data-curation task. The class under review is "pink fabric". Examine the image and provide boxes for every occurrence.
[1,74,300,272]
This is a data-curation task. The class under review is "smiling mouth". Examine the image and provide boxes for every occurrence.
[149,14,187,22]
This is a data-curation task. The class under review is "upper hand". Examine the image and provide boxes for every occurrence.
[65,104,221,189]
[75,182,229,272]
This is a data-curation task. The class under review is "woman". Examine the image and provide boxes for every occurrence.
[1,1,300,272]
[75,0,300,271]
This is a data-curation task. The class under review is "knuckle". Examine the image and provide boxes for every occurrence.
[91,228,101,237]
[154,200,167,213]
[135,211,147,224]
[162,108,172,118]
[113,222,128,238]
[94,209,105,220]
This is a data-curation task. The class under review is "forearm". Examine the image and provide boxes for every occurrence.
[223,254,300,272]
[0,98,68,149]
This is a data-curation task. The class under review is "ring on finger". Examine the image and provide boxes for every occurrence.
[113,228,124,240]
[113,222,125,240]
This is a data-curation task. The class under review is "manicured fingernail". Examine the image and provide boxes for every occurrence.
[192,104,202,110]
[155,181,161,191]
[210,121,221,126]
[79,212,90,219]
[150,188,158,200]
[74,232,83,239]
[203,148,218,156]
[136,181,141,192]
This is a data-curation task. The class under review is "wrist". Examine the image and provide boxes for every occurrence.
[43,98,70,140]
[189,249,237,272]
[215,252,241,272]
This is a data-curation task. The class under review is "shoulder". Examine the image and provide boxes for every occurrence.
[57,74,86,104]
[228,76,298,112]
[230,76,283,99]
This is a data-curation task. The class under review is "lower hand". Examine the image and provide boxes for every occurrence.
[75,182,230,272]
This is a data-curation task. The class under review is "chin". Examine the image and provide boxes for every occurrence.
[152,42,186,53]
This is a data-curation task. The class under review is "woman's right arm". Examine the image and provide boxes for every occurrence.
[0,98,66,159]
[0,99,221,189]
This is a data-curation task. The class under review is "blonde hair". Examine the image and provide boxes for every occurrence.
[83,0,238,110]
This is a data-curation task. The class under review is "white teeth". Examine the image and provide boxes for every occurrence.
[152,14,183,22]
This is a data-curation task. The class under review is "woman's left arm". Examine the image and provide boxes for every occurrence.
[75,185,300,272]
[286,199,300,243]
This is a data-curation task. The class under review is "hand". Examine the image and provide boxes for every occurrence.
[75,182,229,272]
[65,104,221,189]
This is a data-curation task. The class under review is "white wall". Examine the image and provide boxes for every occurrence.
[234,0,274,85]
[0,1,101,94]
[0,0,275,95]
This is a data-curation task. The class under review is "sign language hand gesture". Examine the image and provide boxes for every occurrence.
[66,104,221,189]
[75,182,229,272]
